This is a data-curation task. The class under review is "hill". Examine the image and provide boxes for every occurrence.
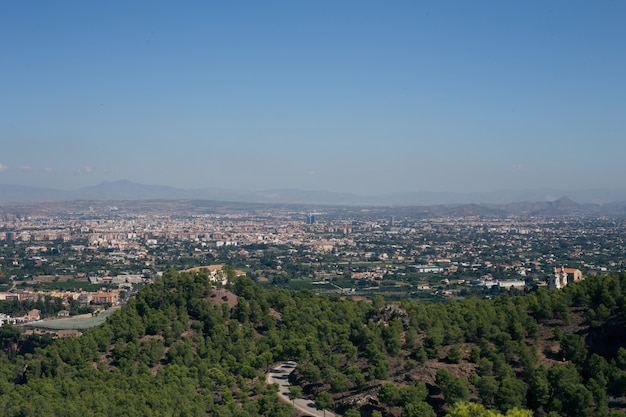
[0,270,626,416]
[3,180,626,209]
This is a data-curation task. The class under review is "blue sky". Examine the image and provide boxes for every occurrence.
[1,1,625,195]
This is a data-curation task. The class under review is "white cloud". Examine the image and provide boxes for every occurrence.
[0,163,8,173]
[512,163,523,171]
[20,165,33,172]
[308,170,317,176]
[44,167,54,173]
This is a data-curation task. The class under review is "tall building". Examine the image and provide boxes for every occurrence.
[549,266,583,289]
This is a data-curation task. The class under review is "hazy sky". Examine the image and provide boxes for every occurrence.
[1,1,625,195]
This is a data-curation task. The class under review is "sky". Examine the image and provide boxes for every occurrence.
[1,1,625,196]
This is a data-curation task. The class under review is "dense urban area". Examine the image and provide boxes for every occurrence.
[1,200,624,306]
[1,199,626,417]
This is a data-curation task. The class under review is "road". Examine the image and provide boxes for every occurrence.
[267,361,335,417]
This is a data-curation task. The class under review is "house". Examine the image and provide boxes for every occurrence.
[77,292,91,304]
[24,309,40,321]
[91,292,119,305]
[18,292,38,302]
[57,310,70,317]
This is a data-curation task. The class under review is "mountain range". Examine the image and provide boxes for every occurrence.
[2,180,626,211]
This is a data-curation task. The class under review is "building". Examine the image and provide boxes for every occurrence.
[92,292,119,305]
[549,267,583,289]
[24,309,41,321]
[0,313,17,326]
[497,280,527,290]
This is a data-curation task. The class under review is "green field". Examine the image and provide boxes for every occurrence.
[23,307,119,330]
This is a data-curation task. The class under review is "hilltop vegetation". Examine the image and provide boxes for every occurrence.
[1,270,626,417]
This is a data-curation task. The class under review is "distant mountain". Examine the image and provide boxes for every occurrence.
[378,189,626,206]
[501,197,588,216]
[2,181,626,213]
[73,180,190,200]
[435,203,505,217]
[0,184,69,202]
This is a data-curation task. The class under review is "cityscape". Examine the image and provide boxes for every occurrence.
[1,198,624,325]
[2,1,626,416]
[2,195,626,416]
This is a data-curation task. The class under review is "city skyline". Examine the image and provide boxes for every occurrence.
[2,2,625,195]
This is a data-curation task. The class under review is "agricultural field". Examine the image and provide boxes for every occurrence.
[23,307,119,331]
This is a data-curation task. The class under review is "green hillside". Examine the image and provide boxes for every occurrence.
[1,269,626,417]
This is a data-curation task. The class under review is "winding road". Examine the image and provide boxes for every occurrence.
[267,361,336,417]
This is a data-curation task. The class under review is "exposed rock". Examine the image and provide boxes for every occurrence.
[371,304,410,328]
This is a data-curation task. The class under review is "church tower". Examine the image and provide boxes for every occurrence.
[549,266,568,289]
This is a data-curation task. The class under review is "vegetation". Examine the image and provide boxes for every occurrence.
[0,297,95,318]
[0,269,626,417]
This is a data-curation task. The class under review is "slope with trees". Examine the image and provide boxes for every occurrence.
[0,269,625,417]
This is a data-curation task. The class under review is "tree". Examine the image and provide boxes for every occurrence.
[382,319,403,356]
[300,363,322,385]
[403,401,436,417]
[436,368,470,405]
[447,345,462,364]
[547,364,591,417]
[399,383,428,406]
[476,376,498,407]
[528,366,550,410]
[379,382,401,408]
[469,346,481,363]
[560,334,587,365]
[445,402,532,417]
[287,385,303,407]
[0,324,21,358]
[315,391,334,417]
[560,383,593,417]
[616,347,626,370]
[495,377,527,412]
[328,370,349,393]
[256,350,273,372]
[424,326,444,358]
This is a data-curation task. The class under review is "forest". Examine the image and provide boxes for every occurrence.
[1,269,626,417]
